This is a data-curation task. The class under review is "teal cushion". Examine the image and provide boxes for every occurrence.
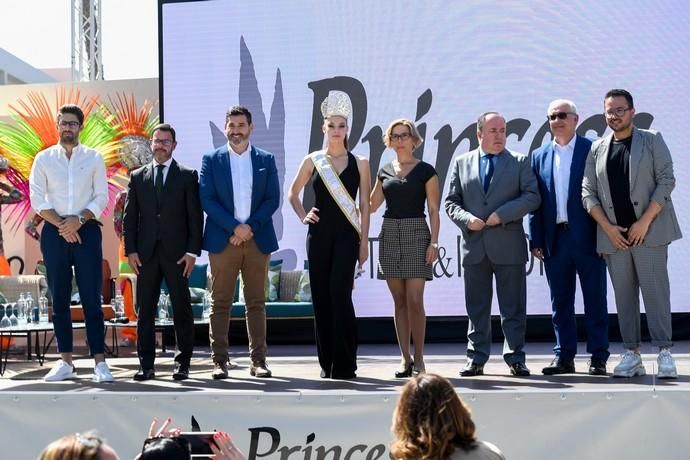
[231,302,313,319]
[188,264,208,289]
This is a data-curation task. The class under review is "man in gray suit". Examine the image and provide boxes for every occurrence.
[445,112,541,377]
[582,89,682,379]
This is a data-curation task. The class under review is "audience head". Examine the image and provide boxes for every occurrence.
[38,431,119,460]
[391,373,477,460]
[139,437,191,460]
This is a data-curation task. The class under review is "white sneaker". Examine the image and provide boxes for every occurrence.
[657,349,678,379]
[44,360,77,382]
[613,350,646,377]
[93,361,114,383]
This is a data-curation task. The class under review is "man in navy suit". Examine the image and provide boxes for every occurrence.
[200,106,280,379]
[529,99,609,375]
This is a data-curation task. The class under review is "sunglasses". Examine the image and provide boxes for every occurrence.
[547,112,576,121]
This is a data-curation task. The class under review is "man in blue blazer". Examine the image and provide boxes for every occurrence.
[200,105,280,379]
[528,99,609,376]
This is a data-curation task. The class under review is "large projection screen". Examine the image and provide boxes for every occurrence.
[160,0,689,317]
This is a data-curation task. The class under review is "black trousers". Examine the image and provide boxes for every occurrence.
[136,243,194,369]
[307,228,359,377]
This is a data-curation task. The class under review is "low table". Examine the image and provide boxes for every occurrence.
[0,322,86,376]
[104,318,209,357]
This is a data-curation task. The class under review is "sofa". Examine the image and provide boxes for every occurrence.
[118,264,314,321]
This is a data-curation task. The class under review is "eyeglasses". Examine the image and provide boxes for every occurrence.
[604,107,632,118]
[547,112,576,121]
[59,121,80,129]
[390,133,411,142]
[152,139,174,146]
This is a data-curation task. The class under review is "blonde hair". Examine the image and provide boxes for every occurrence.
[38,432,104,460]
[391,374,478,460]
[383,119,424,148]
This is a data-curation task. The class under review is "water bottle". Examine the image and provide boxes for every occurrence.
[158,290,168,322]
[27,293,39,324]
[39,294,49,323]
[202,291,210,319]
[114,287,125,319]
[17,293,26,324]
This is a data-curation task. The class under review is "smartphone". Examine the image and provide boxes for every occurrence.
[178,432,217,457]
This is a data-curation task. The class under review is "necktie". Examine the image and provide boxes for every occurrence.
[155,164,165,201]
[483,155,494,193]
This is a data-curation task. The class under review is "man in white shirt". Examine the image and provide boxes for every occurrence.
[29,104,114,382]
[200,106,280,379]
[528,99,609,376]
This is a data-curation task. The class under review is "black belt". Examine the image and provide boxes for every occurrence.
[556,222,569,230]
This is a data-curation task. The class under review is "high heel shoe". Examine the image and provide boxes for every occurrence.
[412,361,426,375]
[395,360,414,378]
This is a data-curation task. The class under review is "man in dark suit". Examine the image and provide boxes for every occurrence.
[123,123,203,381]
[445,112,541,377]
[529,99,609,376]
[200,106,279,379]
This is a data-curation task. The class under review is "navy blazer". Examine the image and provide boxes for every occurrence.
[528,135,597,257]
[199,144,279,254]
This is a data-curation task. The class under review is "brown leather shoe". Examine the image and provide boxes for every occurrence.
[212,361,228,380]
[250,361,272,378]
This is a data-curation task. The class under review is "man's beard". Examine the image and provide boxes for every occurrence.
[60,132,77,144]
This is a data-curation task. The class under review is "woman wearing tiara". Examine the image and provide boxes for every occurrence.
[370,119,440,377]
[288,91,370,379]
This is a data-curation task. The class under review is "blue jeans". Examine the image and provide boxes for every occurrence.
[40,222,105,354]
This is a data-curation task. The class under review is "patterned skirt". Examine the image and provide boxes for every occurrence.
[377,217,433,280]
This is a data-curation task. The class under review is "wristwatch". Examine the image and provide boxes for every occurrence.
[78,215,88,225]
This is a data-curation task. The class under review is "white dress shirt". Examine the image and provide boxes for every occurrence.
[152,157,173,185]
[29,143,108,219]
[553,135,576,224]
[228,142,253,223]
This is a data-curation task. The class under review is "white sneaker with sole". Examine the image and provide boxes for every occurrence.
[93,361,114,383]
[613,350,646,377]
[657,349,678,379]
[44,360,77,382]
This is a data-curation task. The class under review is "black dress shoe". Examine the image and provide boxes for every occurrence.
[508,361,531,376]
[133,368,155,381]
[542,357,575,375]
[331,371,357,380]
[588,358,607,376]
[460,362,484,377]
[172,363,189,381]
[395,360,414,378]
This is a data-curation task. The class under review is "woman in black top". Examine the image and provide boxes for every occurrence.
[288,93,370,379]
[370,119,440,377]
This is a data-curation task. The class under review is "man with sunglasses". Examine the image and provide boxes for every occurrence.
[529,99,609,376]
[29,104,113,382]
[583,89,682,378]
[123,123,203,381]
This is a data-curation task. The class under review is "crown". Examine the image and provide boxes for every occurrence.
[320,91,352,119]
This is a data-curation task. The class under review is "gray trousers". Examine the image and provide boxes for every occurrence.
[463,257,527,365]
[604,245,672,349]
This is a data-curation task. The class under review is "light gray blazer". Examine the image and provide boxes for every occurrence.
[445,148,541,266]
[582,127,682,254]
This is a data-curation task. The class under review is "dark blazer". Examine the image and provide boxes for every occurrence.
[528,135,597,257]
[445,148,541,266]
[123,159,203,263]
[199,144,280,254]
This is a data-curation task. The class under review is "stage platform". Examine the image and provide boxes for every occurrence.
[2,341,689,459]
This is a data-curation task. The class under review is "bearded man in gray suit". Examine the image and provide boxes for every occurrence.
[582,89,682,379]
[445,112,541,377]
